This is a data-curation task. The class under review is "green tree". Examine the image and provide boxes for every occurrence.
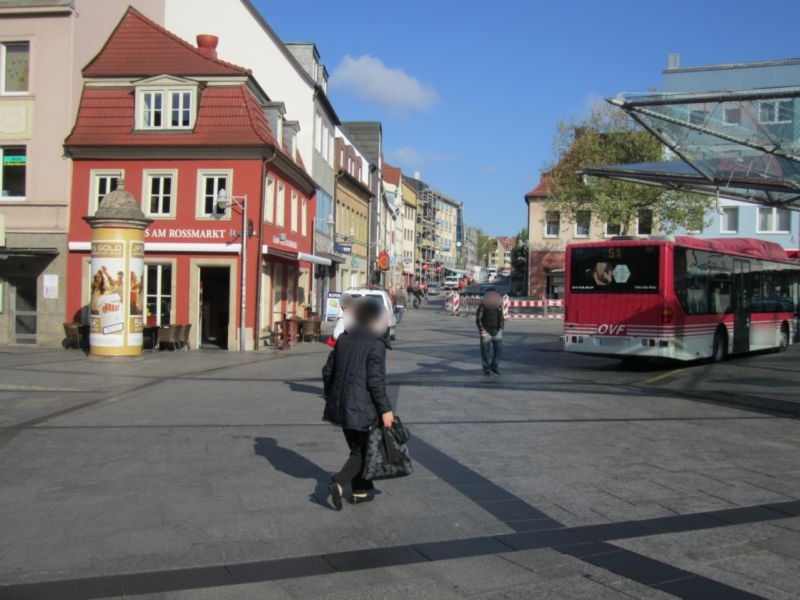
[474,228,496,266]
[546,102,711,235]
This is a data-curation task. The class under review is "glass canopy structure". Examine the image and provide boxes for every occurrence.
[584,87,800,208]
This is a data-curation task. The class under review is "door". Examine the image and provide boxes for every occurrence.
[199,267,230,348]
[732,259,750,354]
[12,277,37,344]
[272,263,283,324]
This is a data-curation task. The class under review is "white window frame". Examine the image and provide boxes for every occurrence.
[574,211,591,238]
[89,169,123,214]
[0,146,27,200]
[756,206,790,234]
[142,169,177,218]
[136,87,197,130]
[719,206,739,234]
[758,99,793,125]
[276,182,285,227]
[264,175,275,223]
[604,222,622,237]
[196,169,232,220]
[143,262,174,327]
[544,210,560,238]
[290,190,298,232]
[301,197,308,237]
[722,106,741,126]
[1,41,30,96]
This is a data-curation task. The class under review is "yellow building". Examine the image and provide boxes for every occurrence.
[400,178,418,286]
[334,137,372,290]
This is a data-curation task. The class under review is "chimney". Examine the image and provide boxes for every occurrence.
[667,52,680,70]
[196,34,219,59]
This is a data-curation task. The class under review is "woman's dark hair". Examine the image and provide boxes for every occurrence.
[354,297,383,327]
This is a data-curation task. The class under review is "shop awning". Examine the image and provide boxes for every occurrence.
[298,252,332,266]
[0,247,59,258]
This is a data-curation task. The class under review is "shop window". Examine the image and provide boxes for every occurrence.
[144,172,176,218]
[1,147,26,199]
[290,191,298,232]
[144,264,172,326]
[89,170,122,214]
[198,171,229,218]
[575,211,590,237]
[757,207,790,233]
[264,176,275,223]
[637,209,653,236]
[544,211,560,237]
[720,206,739,233]
[276,183,285,227]
[2,42,29,94]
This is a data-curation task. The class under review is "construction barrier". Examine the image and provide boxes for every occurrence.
[449,293,564,319]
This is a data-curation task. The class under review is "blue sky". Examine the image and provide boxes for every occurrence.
[255,0,798,236]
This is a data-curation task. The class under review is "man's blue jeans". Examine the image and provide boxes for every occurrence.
[480,332,503,373]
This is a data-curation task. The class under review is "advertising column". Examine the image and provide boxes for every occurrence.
[84,185,151,357]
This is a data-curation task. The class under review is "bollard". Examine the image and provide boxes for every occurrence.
[502,294,510,318]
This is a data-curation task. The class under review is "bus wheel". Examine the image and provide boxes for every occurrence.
[779,323,790,351]
[712,329,727,362]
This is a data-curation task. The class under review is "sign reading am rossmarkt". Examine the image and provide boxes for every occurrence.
[334,243,352,255]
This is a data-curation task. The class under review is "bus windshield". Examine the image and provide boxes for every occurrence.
[570,245,660,293]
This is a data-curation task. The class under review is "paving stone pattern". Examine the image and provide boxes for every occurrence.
[0,302,798,599]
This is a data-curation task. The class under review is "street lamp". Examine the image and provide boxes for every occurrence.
[216,189,250,351]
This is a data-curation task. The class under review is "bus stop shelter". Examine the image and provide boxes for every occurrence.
[583,87,800,208]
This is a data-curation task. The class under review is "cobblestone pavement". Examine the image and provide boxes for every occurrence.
[0,301,798,599]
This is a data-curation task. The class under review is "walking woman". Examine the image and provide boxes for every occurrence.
[322,298,394,509]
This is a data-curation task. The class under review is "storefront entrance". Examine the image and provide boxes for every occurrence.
[199,267,230,349]
[11,277,37,344]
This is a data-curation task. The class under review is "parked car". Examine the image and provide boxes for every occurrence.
[345,288,397,340]
[427,283,440,296]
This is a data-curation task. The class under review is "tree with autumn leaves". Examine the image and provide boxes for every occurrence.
[545,102,712,235]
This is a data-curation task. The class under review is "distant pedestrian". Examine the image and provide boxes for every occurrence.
[476,290,504,376]
[395,286,407,323]
[322,298,395,509]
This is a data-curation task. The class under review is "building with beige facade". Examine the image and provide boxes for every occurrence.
[400,177,417,286]
[334,131,371,290]
[525,176,657,298]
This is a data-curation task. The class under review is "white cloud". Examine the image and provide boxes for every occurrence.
[330,55,440,115]
[387,146,452,169]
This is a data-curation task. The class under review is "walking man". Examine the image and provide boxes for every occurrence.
[476,290,504,376]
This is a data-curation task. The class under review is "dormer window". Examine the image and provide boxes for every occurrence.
[135,76,198,131]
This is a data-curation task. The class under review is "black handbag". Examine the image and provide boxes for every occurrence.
[362,416,413,480]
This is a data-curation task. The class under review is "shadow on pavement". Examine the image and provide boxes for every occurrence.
[253,437,333,510]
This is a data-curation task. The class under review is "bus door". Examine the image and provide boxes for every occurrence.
[732,259,751,353]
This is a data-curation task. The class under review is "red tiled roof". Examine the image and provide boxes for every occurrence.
[66,84,277,148]
[83,7,249,78]
[383,162,401,187]
[495,236,517,250]
[526,176,553,199]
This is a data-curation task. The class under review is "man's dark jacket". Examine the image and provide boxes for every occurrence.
[476,302,504,336]
[322,328,391,431]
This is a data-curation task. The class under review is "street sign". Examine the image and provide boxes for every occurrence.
[333,243,352,254]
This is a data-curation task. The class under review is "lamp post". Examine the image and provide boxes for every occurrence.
[216,190,249,351]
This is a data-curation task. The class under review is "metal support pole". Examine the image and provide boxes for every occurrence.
[240,194,248,352]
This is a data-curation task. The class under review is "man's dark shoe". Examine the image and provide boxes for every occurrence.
[491,370,500,377]
[351,492,375,505]
[483,370,491,376]
[328,479,343,511]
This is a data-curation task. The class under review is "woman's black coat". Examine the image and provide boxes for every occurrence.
[322,328,391,431]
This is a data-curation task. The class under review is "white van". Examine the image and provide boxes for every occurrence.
[444,275,460,290]
[345,288,398,340]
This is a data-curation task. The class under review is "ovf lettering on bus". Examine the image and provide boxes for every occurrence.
[597,323,627,336]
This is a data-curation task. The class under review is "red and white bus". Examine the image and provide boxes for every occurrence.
[563,236,800,361]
